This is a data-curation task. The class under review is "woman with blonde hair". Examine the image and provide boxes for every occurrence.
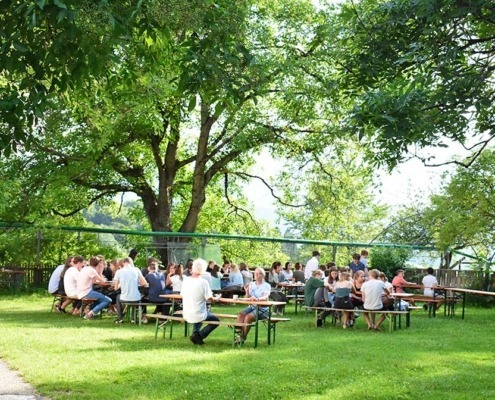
[235,267,271,344]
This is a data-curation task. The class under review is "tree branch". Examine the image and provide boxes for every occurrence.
[229,171,308,208]
[223,173,261,232]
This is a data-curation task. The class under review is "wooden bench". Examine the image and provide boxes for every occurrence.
[120,301,172,326]
[147,313,255,348]
[406,295,456,317]
[304,307,410,332]
[171,311,291,345]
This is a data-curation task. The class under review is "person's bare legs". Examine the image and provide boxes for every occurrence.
[364,312,373,329]
[343,311,349,328]
[237,312,256,340]
[374,314,386,330]
[59,298,72,311]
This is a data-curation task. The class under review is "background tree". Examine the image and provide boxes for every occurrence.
[275,143,387,263]
[2,1,343,262]
[425,149,495,264]
[331,0,495,168]
[0,0,216,155]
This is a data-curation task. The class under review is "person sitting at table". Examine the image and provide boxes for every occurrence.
[422,267,444,310]
[183,259,193,277]
[50,256,74,313]
[181,258,221,345]
[113,257,148,324]
[77,255,112,320]
[268,261,287,314]
[347,270,366,327]
[361,269,390,331]
[145,261,169,315]
[224,264,244,290]
[391,269,416,294]
[64,256,85,315]
[279,262,293,283]
[236,267,271,344]
[334,271,354,329]
[100,258,121,315]
[166,263,183,293]
[240,262,253,286]
[221,260,231,274]
[293,262,305,283]
[349,253,366,278]
[378,272,395,310]
[210,265,222,291]
[351,270,365,309]
[48,256,72,295]
[304,269,326,308]
[324,267,339,306]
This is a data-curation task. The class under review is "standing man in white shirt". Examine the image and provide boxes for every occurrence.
[304,251,321,281]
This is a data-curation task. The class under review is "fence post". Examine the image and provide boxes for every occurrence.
[36,229,42,265]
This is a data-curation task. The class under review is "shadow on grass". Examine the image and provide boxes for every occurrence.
[3,298,495,400]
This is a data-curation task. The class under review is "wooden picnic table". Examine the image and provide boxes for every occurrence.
[440,287,495,320]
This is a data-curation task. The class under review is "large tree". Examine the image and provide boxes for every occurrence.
[0,0,216,155]
[331,0,495,168]
[1,1,345,261]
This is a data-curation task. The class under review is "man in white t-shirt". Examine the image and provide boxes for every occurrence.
[422,267,444,310]
[64,256,85,315]
[304,251,320,281]
[48,262,67,295]
[422,267,439,296]
[181,259,221,345]
[361,269,390,331]
[114,257,148,324]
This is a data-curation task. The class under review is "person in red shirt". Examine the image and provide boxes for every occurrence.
[391,269,415,294]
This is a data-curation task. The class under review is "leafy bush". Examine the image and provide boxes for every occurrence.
[370,247,412,279]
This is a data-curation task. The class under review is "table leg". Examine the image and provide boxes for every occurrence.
[267,307,272,345]
[393,298,398,330]
[294,291,298,315]
[254,305,259,348]
[461,292,466,319]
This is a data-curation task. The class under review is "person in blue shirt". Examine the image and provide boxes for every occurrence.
[349,253,366,278]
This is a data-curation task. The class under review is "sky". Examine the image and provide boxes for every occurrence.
[247,147,461,228]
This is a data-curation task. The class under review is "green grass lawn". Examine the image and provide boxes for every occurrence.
[1,294,495,400]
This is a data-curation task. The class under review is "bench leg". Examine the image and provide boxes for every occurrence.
[154,318,159,340]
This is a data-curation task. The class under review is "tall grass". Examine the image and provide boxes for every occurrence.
[0,294,494,400]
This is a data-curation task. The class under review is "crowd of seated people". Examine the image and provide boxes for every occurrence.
[48,250,439,336]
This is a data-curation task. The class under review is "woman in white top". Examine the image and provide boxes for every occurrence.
[210,264,222,291]
[279,262,294,283]
[239,262,253,286]
[166,264,183,293]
